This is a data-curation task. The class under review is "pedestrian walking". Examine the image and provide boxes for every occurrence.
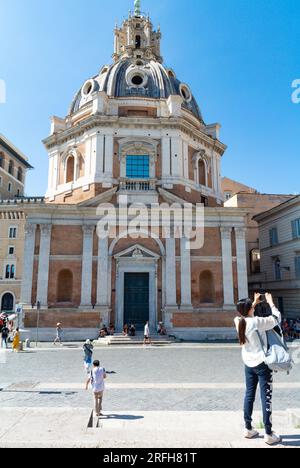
[1,325,9,349]
[86,360,107,418]
[143,321,151,345]
[235,292,282,446]
[53,323,63,345]
[12,327,20,352]
[83,339,94,374]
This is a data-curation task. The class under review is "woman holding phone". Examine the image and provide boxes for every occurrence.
[235,292,282,446]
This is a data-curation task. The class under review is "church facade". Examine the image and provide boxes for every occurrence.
[20,5,249,340]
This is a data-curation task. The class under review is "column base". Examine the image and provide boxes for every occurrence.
[223,304,236,311]
[179,304,194,311]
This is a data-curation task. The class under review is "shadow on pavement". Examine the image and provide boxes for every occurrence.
[104,414,144,421]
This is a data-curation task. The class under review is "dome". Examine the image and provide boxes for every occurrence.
[69,58,203,122]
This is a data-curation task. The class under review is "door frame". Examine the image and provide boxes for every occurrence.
[115,258,158,332]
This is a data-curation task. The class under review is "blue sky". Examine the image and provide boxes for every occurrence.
[0,0,299,196]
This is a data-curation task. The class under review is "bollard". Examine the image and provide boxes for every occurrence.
[25,339,31,349]
[19,341,23,352]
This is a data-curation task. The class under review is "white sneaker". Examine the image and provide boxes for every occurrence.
[264,432,282,445]
[244,429,259,439]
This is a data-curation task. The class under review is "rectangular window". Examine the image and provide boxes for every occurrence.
[274,258,281,281]
[8,182,12,192]
[269,227,278,247]
[295,256,300,279]
[292,219,300,239]
[8,246,14,255]
[9,227,17,239]
[126,155,150,179]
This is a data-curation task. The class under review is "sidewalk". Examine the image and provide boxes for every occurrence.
[0,408,299,448]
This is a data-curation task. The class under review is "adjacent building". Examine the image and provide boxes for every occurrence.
[223,178,293,296]
[0,135,33,313]
[254,196,300,318]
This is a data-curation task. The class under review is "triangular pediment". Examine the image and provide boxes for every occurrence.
[114,244,160,259]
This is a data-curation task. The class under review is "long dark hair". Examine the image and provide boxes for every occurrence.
[236,299,253,345]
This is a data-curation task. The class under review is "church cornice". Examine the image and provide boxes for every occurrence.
[43,114,226,156]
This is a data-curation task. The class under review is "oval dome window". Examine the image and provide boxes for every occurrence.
[131,75,144,86]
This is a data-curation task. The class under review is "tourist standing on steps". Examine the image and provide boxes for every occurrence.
[53,323,63,345]
[83,339,94,374]
[235,292,282,446]
[144,321,151,345]
[86,360,107,418]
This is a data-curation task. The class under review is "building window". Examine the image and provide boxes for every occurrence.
[126,155,150,179]
[224,192,232,201]
[0,176,2,186]
[250,249,261,274]
[66,156,75,183]
[295,256,300,279]
[8,160,14,175]
[17,167,23,182]
[274,257,281,281]
[5,264,15,279]
[135,35,141,49]
[8,246,15,255]
[269,227,278,247]
[8,182,12,192]
[292,219,300,239]
[1,293,14,312]
[0,152,3,168]
[198,160,206,186]
[9,227,17,239]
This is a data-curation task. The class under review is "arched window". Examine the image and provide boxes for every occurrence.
[66,156,75,183]
[57,269,73,303]
[198,160,206,186]
[17,167,23,182]
[1,293,14,312]
[250,249,261,274]
[135,35,141,49]
[8,160,14,175]
[5,265,15,279]
[199,271,215,303]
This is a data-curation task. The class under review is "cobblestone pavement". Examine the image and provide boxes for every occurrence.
[1,344,300,412]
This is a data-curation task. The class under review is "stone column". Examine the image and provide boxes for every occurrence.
[180,237,192,307]
[165,237,177,306]
[235,227,249,300]
[220,226,235,307]
[20,223,37,305]
[96,236,109,306]
[80,225,94,307]
[36,224,52,308]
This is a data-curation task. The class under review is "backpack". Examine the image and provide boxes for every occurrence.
[256,326,293,374]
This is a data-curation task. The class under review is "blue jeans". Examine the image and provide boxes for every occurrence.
[244,363,273,435]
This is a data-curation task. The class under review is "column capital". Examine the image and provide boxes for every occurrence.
[40,223,52,236]
[82,224,95,235]
[24,223,37,236]
[235,227,247,239]
[220,226,232,239]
